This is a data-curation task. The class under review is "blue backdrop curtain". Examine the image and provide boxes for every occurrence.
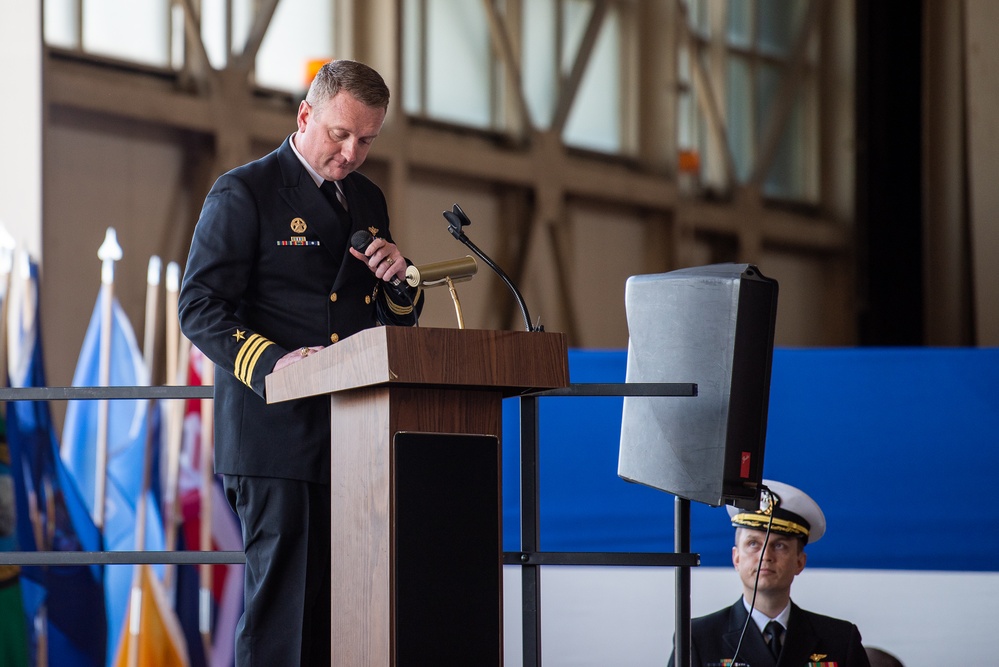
[501,348,999,573]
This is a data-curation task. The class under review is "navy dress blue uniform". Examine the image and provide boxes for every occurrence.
[669,599,870,667]
[668,480,871,667]
[179,135,420,665]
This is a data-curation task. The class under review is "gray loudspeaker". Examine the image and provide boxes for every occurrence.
[618,264,778,507]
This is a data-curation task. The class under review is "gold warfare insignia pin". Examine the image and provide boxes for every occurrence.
[368,226,379,237]
[291,218,307,233]
[809,655,828,662]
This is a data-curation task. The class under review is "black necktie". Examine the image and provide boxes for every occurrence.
[320,180,348,216]
[764,620,784,660]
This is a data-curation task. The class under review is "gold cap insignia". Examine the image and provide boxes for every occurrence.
[291,217,307,233]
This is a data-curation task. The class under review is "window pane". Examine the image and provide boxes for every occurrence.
[757,0,802,56]
[697,49,720,188]
[678,92,695,149]
[425,0,491,127]
[678,44,691,84]
[764,92,804,198]
[563,5,620,152]
[755,60,780,135]
[170,3,184,70]
[201,0,229,69]
[232,0,253,69]
[44,0,78,48]
[83,0,169,67]
[726,56,753,182]
[255,0,334,93]
[727,0,752,48]
[402,0,423,114]
[561,0,591,73]
[523,0,557,128]
[684,0,711,37]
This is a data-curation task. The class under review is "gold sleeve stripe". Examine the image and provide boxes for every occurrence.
[234,333,274,387]
[385,288,420,316]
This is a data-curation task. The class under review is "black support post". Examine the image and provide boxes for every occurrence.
[519,394,542,667]
[674,496,692,667]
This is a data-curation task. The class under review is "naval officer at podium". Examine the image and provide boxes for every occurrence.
[179,59,422,666]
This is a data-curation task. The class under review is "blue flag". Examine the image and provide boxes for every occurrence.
[5,255,107,666]
[61,284,166,667]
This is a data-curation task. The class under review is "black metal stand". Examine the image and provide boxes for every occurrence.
[675,496,692,667]
[510,383,698,667]
[2,382,700,665]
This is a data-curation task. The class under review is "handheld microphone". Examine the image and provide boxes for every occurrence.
[350,230,403,287]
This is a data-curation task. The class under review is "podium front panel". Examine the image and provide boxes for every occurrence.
[394,432,501,665]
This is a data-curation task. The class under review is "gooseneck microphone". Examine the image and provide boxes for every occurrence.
[729,483,779,667]
[442,203,540,332]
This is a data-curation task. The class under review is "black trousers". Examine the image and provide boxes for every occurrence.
[224,474,331,667]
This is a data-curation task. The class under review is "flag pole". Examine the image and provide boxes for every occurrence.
[199,356,215,657]
[122,255,162,667]
[142,256,160,381]
[94,227,122,531]
[165,262,180,401]
[162,261,186,589]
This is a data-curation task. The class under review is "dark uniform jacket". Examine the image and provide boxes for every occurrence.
[179,136,420,484]
[669,599,871,667]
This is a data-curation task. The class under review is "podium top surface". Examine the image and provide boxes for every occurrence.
[265,326,570,404]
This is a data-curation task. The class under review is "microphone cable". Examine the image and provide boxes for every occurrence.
[729,484,779,667]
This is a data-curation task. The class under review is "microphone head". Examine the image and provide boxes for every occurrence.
[451,203,471,227]
[350,229,373,252]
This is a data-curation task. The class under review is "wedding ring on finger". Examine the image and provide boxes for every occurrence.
[385,257,395,266]
[300,347,310,357]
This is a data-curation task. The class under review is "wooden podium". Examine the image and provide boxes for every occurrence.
[266,326,569,666]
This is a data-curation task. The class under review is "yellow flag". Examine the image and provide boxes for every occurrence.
[114,564,190,667]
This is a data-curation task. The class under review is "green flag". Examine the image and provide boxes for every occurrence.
[0,407,29,667]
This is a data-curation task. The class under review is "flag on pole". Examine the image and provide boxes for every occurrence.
[5,252,107,666]
[113,563,189,667]
[0,225,29,667]
[178,345,242,667]
[108,253,191,667]
[0,410,30,667]
[61,284,166,666]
